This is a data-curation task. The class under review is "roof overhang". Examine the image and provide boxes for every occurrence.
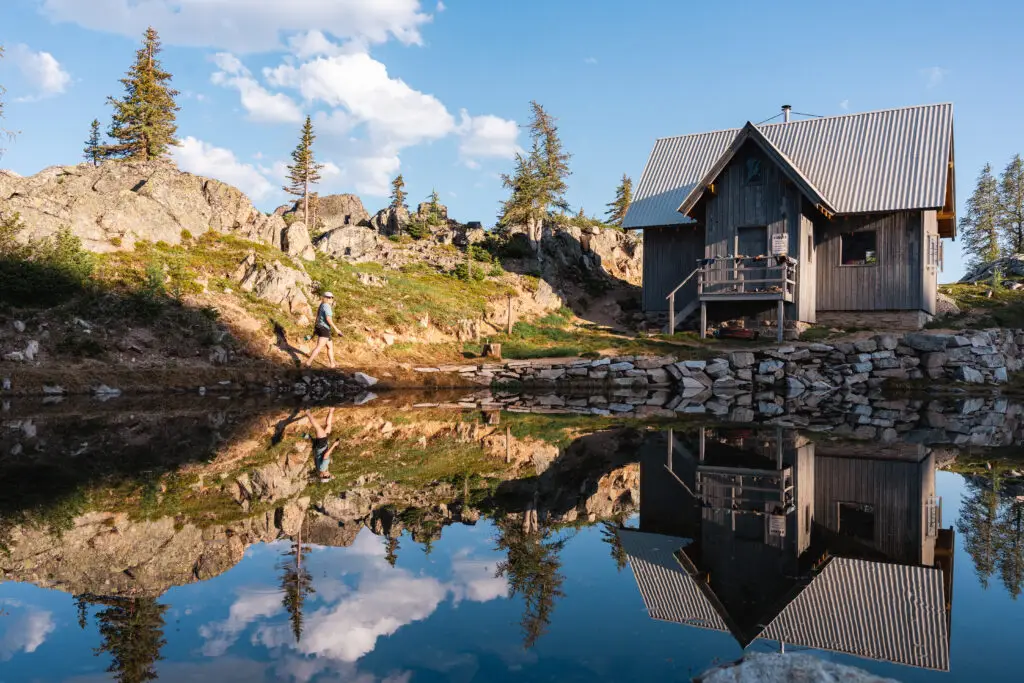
[676,122,837,220]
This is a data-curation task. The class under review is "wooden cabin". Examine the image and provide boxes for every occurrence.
[623,104,956,339]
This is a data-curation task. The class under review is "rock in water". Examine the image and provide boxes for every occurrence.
[353,372,379,387]
[696,653,900,682]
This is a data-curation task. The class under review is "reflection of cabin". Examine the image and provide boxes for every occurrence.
[623,104,956,339]
[624,428,954,671]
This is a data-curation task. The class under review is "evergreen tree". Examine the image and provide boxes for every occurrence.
[390,174,407,211]
[499,102,572,253]
[959,164,1002,275]
[999,154,1024,255]
[957,474,1001,589]
[283,116,324,225]
[84,119,103,166]
[999,500,1024,599]
[385,535,400,567]
[279,536,315,644]
[605,174,633,227]
[104,27,180,160]
[74,594,91,630]
[599,521,628,572]
[93,596,168,683]
[426,189,443,225]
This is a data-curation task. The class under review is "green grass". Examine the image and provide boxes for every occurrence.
[937,283,1024,328]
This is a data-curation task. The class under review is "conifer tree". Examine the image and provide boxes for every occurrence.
[999,154,1024,255]
[385,535,400,567]
[84,119,103,166]
[283,116,324,226]
[93,596,168,683]
[104,27,180,161]
[389,174,407,211]
[959,163,1002,275]
[426,188,442,225]
[499,102,572,253]
[280,536,315,644]
[605,174,633,227]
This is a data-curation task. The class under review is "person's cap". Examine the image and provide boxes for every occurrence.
[323,291,334,298]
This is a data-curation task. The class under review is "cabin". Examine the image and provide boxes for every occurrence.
[623,104,956,340]
[622,427,954,671]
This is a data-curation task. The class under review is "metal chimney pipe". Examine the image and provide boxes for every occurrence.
[782,104,792,123]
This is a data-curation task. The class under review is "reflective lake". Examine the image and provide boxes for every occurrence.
[1,393,1024,682]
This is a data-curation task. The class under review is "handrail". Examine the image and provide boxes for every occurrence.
[665,266,701,300]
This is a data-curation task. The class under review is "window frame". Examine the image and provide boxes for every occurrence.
[839,230,879,267]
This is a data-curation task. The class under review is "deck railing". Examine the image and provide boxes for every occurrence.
[697,255,798,301]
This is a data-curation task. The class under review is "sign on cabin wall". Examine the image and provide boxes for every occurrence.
[771,234,789,256]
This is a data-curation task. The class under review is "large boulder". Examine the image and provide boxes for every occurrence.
[0,161,285,252]
[232,252,313,322]
[281,221,316,261]
[960,254,1024,283]
[533,222,644,285]
[314,225,387,261]
[277,193,371,231]
[936,291,961,317]
[369,205,411,236]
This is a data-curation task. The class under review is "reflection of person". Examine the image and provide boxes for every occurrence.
[305,407,339,481]
[305,292,343,369]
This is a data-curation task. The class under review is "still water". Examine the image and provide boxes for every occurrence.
[1,395,1023,682]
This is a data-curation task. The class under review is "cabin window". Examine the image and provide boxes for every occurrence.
[838,502,875,542]
[744,157,762,184]
[841,231,877,266]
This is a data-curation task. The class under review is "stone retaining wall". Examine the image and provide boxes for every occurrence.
[414,328,1024,394]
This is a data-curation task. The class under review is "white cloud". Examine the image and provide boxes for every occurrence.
[211,52,304,124]
[40,0,432,53]
[921,66,948,88]
[199,589,283,657]
[286,30,349,59]
[9,44,71,100]
[839,99,849,110]
[449,549,508,604]
[0,608,56,661]
[584,56,597,65]
[173,136,275,200]
[456,110,521,168]
[436,1,446,11]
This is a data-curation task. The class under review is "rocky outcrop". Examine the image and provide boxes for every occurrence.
[277,193,371,230]
[280,221,315,261]
[231,252,313,323]
[696,653,899,683]
[369,205,411,236]
[0,161,285,251]
[960,254,1024,283]
[314,225,388,261]
[415,201,449,222]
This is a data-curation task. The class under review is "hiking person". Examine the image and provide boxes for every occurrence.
[305,407,338,481]
[306,291,343,369]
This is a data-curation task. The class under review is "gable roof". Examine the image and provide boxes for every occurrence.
[623,103,954,230]
[758,558,950,671]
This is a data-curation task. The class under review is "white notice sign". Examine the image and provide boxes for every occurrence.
[771,234,789,256]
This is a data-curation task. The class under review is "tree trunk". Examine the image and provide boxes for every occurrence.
[303,176,309,229]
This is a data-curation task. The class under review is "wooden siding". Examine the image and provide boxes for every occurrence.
[815,211,925,311]
[922,210,939,315]
[814,454,934,564]
[642,225,705,312]
[703,142,814,322]
[797,202,817,322]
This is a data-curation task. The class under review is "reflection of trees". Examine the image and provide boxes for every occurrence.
[89,596,168,683]
[279,531,315,644]
[957,474,1001,588]
[385,535,400,567]
[74,594,89,629]
[494,509,567,649]
[600,519,628,572]
[998,500,1024,599]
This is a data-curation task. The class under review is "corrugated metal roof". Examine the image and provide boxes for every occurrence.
[623,103,953,229]
[758,558,949,671]
[619,529,729,632]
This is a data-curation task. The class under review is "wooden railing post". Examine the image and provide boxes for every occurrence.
[668,292,675,334]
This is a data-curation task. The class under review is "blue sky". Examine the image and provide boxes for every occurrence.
[2,0,1023,281]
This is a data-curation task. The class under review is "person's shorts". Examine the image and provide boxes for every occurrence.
[313,438,330,472]
[315,326,332,339]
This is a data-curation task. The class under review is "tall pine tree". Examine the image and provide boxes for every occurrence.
[605,174,633,227]
[84,119,103,166]
[999,154,1024,255]
[959,163,1002,275]
[92,596,168,683]
[389,174,407,211]
[499,102,572,253]
[280,535,315,644]
[105,27,179,161]
[283,115,324,225]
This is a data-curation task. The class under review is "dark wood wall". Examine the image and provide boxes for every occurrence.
[815,211,925,311]
[642,225,705,312]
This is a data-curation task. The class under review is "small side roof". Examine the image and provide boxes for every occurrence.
[623,103,954,232]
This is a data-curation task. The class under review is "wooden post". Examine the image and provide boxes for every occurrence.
[668,292,675,335]
[667,428,674,469]
[700,301,707,339]
[506,294,513,335]
[776,299,784,343]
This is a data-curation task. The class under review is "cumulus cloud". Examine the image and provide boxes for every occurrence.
[0,608,56,661]
[456,110,521,168]
[199,589,283,657]
[436,1,447,11]
[449,549,508,604]
[211,52,304,124]
[173,136,274,200]
[9,44,71,100]
[40,0,432,53]
[921,66,948,88]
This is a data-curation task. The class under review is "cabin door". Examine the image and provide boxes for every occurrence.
[736,226,767,293]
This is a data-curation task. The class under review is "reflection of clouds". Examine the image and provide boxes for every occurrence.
[198,588,283,656]
[200,529,510,679]
[0,606,56,661]
[450,548,508,605]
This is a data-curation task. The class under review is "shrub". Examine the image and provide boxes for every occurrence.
[0,216,96,306]
[283,213,297,226]
[468,245,493,263]
[452,263,485,282]
[180,229,193,242]
[488,263,504,278]
[110,236,123,247]
[406,221,430,240]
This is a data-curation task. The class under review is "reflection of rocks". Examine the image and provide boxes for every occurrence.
[696,653,898,683]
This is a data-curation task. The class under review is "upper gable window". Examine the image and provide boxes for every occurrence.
[745,157,762,184]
